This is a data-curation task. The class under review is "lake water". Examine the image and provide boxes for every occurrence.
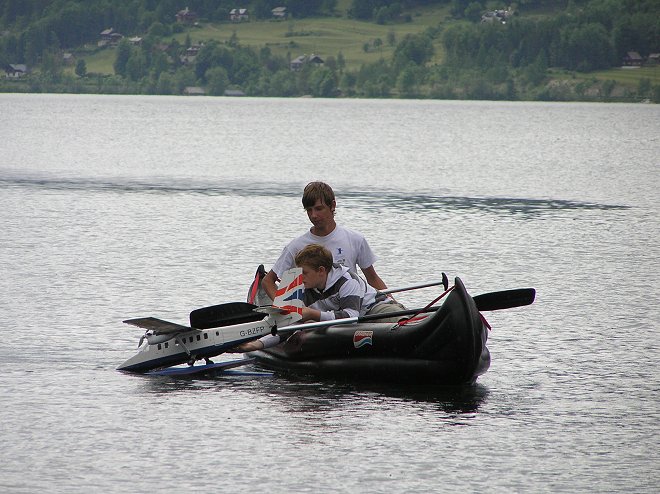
[1,94,658,493]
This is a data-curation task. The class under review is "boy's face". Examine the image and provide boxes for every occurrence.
[300,264,327,290]
[305,198,335,232]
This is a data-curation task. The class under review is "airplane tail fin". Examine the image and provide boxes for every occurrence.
[272,267,304,324]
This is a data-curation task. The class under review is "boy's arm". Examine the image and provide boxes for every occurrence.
[301,307,321,322]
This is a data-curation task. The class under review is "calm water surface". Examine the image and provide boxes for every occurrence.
[1,94,658,493]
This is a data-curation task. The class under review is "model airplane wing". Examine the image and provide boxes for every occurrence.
[123,317,200,334]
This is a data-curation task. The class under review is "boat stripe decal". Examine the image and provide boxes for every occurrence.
[353,330,373,348]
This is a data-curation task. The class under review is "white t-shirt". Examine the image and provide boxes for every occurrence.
[271,225,377,279]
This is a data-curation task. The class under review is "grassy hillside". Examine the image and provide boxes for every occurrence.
[9,0,658,102]
[77,3,452,75]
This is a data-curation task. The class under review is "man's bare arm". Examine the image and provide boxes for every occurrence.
[262,269,279,301]
[361,265,387,290]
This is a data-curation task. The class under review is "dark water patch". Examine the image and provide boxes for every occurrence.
[342,190,631,217]
[0,175,630,217]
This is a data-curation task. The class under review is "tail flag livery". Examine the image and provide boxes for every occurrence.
[273,268,304,319]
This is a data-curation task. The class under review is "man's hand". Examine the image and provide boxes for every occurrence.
[262,270,279,301]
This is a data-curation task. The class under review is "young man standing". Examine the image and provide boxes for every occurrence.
[262,181,389,301]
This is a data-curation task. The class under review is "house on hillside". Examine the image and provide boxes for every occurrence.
[128,36,143,46]
[647,53,660,65]
[100,28,114,42]
[180,43,204,65]
[272,7,287,19]
[99,28,123,47]
[290,54,324,71]
[622,51,643,66]
[183,86,205,95]
[4,63,28,78]
[176,7,198,24]
[62,53,75,65]
[481,9,512,24]
[230,8,249,22]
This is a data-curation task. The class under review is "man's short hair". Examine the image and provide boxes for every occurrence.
[295,244,333,271]
[302,181,335,209]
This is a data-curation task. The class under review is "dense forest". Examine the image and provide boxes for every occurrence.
[1,0,659,101]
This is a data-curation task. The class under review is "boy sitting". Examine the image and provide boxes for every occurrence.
[236,244,405,351]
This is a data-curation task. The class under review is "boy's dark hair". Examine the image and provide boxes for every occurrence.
[302,181,335,209]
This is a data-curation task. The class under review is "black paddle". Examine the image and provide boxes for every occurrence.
[190,302,264,329]
[472,288,536,312]
[189,288,536,329]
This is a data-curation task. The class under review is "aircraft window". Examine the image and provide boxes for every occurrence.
[216,331,219,336]
[157,344,162,350]
[165,342,169,348]
[196,335,201,341]
[189,336,193,343]
[204,333,208,339]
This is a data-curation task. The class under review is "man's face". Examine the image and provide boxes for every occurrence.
[300,264,327,290]
[306,198,335,231]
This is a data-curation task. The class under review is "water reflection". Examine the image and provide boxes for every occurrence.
[134,367,489,415]
[1,174,627,217]
[343,190,629,216]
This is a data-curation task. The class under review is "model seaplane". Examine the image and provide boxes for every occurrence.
[118,268,536,383]
[117,269,306,376]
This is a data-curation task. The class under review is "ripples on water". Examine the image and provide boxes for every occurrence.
[1,174,630,215]
[0,95,658,493]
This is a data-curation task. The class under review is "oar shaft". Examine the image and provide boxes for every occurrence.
[380,280,445,295]
[277,307,440,335]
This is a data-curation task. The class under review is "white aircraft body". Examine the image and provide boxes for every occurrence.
[117,269,304,373]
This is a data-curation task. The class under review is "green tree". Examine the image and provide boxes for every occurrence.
[651,85,660,104]
[337,51,345,71]
[637,78,651,99]
[206,66,229,95]
[269,69,298,97]
[156,72,175,94]
[523,51,548,85]
[339,71,357,95]
[126,50,147,81]
[387,30,396,47]
[150,51,169,79]
[397,65,419,97]
[309,67,336,97]
[464,2,484,23]
[75,59,87,77]
[393,34,434,68]
[558,22,613,71]
[114,39,131,77]
[41,49,63,83]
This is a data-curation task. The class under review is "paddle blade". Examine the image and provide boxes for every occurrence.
[473,288,536,311]
[189,302,265,329]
